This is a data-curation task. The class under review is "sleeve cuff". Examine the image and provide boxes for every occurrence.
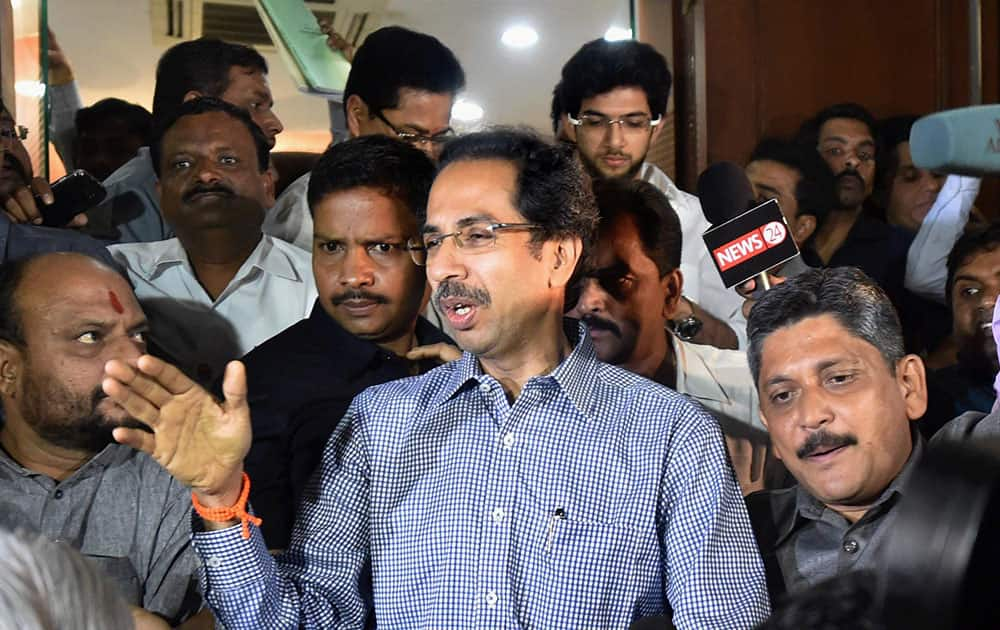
[191,510,272,591]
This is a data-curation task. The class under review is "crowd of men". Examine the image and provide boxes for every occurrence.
[0,20,996,630]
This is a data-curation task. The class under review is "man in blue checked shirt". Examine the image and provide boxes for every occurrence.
[102,129,771,629]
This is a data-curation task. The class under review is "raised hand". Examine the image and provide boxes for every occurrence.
[406,342,462,364]
[103,356,250,506]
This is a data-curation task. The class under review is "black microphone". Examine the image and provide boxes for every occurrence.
[697,161,776,291]
[696,161,755,226]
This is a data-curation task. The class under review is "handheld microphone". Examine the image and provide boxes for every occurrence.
[697,162,799,290]
[910,104,1000,175]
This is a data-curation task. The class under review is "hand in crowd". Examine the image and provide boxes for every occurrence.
[103,356,251,505]
[317,18,356,62]
[47,29,74,86]
[738,272,786,319]
[406,342,463,364]
[725,435,769,496]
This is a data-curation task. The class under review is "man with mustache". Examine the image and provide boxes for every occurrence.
[567,179,761,431]
[88,38,285,244]
[744,266,928,601]
[238,135,452,549]
[101,129,769,628]
[0,252,203,627]
[108,98,315,385]
[558,39,744,349]
[797,104,912,306]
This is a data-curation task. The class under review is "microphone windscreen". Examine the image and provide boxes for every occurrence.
[697,161,755,225]
[910,104,1000,176]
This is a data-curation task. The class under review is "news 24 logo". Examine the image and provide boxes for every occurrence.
[702,199,801,288]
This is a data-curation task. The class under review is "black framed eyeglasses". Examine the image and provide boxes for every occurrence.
[407,222,543,266]
[373,110,456,148]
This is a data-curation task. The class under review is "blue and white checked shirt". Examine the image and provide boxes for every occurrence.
[193,322,770,629]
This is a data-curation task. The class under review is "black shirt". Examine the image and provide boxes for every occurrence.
[241,301,451,548]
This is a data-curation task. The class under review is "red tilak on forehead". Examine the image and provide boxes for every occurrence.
[108,290,124,314]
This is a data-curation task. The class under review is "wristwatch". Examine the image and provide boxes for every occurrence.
[670,314,703,341]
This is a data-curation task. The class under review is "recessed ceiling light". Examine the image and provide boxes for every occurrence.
[501,25,539,49]
[604,26,633,42]
[452,100,484,123]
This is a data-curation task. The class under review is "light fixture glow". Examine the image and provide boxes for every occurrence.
[452,100,484,123]
[501,25,538,49]
[604,26,633,42]
[14,80,45,98]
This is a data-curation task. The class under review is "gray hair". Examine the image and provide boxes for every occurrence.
[746,267,905,384]
[0,529,133,630]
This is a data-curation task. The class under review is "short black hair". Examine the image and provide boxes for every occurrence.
[151,38,268,124]
[749,137,837,222]
[0,256,33,347]
[797,102,879,152]
[876,114,920,182]
[75,98,153,145]
[343,26,465,118]
[150,97,270,177]
[747,267,905,384]
[946,223,1000,303]
[436,128,598,252]
[307,135,436,218]
[592,178,681,275]
[559,39,672,118]
[550,81,564,135]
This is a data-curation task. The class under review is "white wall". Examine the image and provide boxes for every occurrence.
[48,0,632,151]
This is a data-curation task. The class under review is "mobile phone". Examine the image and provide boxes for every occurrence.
[34,169,107,227]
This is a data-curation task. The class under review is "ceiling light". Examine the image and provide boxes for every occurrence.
[452,100,484,123]
[604,26,633,42]
[501,25,538,49]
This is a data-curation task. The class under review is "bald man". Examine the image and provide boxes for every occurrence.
[0,252,205,627]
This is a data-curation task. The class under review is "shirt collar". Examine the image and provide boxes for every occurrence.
[0,442,132,481]
[434,319,600,418]
[777,431,925,546]
[149,235,302,283]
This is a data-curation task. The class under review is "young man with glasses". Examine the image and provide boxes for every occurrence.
[269,25,466,255]
[559,39,746,350]
[102,129,770,629]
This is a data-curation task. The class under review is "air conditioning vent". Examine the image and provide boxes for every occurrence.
[152,0,379,50]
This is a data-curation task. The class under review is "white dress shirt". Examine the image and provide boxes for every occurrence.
[108,235,317,383]
[640,163,748,348]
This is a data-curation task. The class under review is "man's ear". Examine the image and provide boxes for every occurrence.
[564,113,578,143]
[262,163,276,208]
[0,341,23,397]
[661,269,685,320]
[345,94,368,138]
[650,112,666,144]
[794,214,817,244]
[181,90,205,103]
[897,354,928,421]
[548,236,583,288]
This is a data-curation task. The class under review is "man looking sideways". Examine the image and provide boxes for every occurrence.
[102,129,769,629]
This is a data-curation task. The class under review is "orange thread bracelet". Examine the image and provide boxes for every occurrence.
[191,472,262,540]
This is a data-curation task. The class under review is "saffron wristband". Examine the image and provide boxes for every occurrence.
[191,472,262,540]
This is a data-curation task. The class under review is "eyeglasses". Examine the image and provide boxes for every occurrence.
[567,113,661,136]
[0,125,28,142]
[374,110,456,148]
[407,222,543,266]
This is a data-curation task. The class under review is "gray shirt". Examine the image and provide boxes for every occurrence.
[932,408,1000,443]
[746,437,923,599]
[0,442,201,624]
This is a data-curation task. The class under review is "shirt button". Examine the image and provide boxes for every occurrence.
[491,507,506,523]
[53,489,64,500]
[843,539,859,554]
[485,591,498,608]
[502,432,515,448]
[205,556,222,569]
[479,382,491,394]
